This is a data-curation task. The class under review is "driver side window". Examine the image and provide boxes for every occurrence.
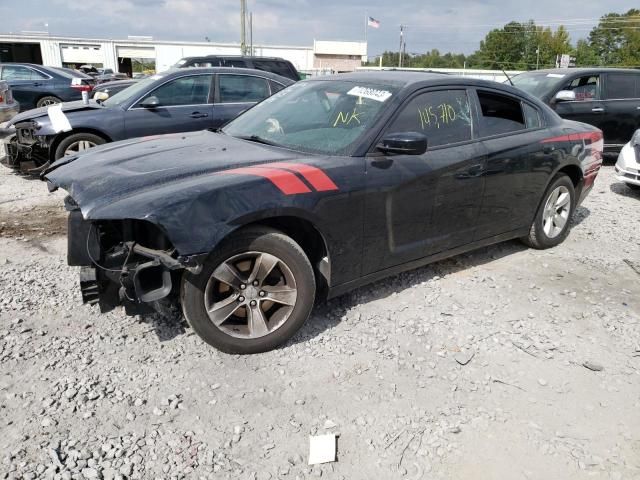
[386,89,472,148]
[562,75,600,101]
[138,75,212,107]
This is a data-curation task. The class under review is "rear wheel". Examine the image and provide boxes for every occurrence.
[36,96,62,108]
[181,227,316,354]
[521,174,575,249]
[54,133,105,160]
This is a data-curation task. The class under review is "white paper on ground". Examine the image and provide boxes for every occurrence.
[308,434,336,465]
[47,105,72,133]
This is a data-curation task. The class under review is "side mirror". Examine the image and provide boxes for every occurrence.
[140,96,160,109]
[554,90,576,102]
[377,132,427,155]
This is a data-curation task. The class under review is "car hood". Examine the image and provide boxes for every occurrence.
[44,130,305,218]
[9,100,104,125]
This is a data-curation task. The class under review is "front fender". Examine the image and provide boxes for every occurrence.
[83,172,339,258]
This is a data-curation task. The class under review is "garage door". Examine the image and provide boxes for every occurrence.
[117,46,155,59]
[60,44,102,64]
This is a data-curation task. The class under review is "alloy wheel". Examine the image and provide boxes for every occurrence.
[40,98,61,106]
[542,185,571,238]
[64,140,97,156]
[204,251,298,339]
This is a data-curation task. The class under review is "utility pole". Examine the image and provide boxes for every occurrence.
[240,0,247,55]
[536,47,540,70]
[398,25,404,68]
[249,12,253,56]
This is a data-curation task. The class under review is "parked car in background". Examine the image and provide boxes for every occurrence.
[0,67,293,173]
[174,55,300,81]
[0,63,95,110]
[43,72,603,353]
[0,80,19,122]
[511,68,640,153]
[615,129,640,191]
[92,79,138,101]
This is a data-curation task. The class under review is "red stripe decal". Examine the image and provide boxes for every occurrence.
[224,167,311,195]
[257,163,339,192]
[541,131,603,144]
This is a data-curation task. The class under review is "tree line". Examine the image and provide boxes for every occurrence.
[369,9,640,70]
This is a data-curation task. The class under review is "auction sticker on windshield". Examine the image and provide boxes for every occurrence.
[347,86,392,102]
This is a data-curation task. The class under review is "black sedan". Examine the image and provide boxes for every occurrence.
[511,68,640,153]
[0,63,95,110]
[1,67,293,173]
[44,72,603,354]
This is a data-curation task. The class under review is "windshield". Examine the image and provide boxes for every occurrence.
[223,80,398,155]
[103,73,167,107]
[511,72,567,98]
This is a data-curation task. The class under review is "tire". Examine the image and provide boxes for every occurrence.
[36,96,62,108]
[626,183,640,192]
[54,133,106,160]
[181,226,316,354]
[521,174,575,249]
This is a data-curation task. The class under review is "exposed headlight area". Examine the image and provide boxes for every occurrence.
[66,213,197,315]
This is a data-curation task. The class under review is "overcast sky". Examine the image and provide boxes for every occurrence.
[0,0,637,56]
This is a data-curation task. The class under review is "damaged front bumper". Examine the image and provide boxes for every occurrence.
[67,209,204,315]
[0,121,52,174]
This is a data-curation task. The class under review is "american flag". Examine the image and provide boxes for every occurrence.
[367,16,380,28]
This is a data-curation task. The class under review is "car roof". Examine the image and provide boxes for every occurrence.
[0,62,54,69]
[183,55,294,62]
[530,67,640,75]
[164,66,294,83]
[307,70,514,90]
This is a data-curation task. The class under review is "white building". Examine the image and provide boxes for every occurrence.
[0,34,367,75]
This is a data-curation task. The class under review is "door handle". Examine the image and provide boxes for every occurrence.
[189,112,208,118]
[591,107,605,113]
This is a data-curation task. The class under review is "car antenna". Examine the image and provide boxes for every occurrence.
[502,68,514,86]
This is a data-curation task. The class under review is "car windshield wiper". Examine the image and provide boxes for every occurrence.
[235,135,282,147]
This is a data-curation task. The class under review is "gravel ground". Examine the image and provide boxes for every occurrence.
[0,165,639,480]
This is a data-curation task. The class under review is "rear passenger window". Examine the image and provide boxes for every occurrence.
[523,103,542,129]
[1,65,45,80]
[218,75,269,103]
[254,60,295,78]
[386,89,472,148]
[605,74,638,99]
[223,59,249,68]
[477,91,525,136]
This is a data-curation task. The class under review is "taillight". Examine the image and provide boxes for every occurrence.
[71,77,92,92]
[589,131,604,161]
[0,93,4,104]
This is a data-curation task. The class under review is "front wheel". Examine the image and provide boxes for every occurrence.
[54,133,105,160]
[181,227,316,354]
[521,174,575,249]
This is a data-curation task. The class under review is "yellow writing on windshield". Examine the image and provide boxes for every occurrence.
[418,103,458,130]
[333,108,363,127]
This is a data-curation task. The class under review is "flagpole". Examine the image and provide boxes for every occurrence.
[364,13,368,45]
